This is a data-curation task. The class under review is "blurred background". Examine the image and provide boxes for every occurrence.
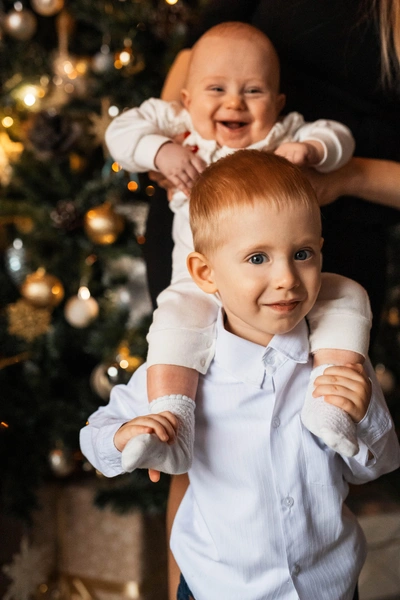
[0,1,399,599]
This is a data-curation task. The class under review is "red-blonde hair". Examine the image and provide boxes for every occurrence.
[190,150,320,254]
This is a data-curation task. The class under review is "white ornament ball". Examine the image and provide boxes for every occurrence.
[31,0,64,16]
[92,51,114,74]
[64,294,99,328]
[4,8,37,40]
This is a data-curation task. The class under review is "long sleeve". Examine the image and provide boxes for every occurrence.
[104,98,191,172]
[341,357,400,484]
[307,272,372,356]
[291,115,355,172]
[79,364,149,477]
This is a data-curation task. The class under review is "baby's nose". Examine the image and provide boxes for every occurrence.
[224,94,245,110]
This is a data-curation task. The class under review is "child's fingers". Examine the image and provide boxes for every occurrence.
[127,414,177,443]
[313,365,371,422]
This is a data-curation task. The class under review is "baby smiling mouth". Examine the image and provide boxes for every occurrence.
[219,121,248,130]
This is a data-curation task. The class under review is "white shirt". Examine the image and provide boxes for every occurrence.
[80,313,400,600]
[105,98,355,211]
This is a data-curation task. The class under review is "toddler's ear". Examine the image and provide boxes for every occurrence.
[187,252,217,294]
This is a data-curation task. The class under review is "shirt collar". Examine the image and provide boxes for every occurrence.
[214,310,310,388]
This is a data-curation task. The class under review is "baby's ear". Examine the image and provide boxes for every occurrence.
[187,252,218,294]
[181,88,191,109]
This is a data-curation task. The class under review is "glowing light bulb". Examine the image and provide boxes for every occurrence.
[108,105,119,117]
[78,286,91,300]
[24,93,36,106]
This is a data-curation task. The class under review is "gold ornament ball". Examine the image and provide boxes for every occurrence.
[84,202,124,245]
[4,8,37,40]
[31,0,64,16]
[64,294,99,328]
[21,269,64,308]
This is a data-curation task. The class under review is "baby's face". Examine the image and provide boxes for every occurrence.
[181,35,285,149]
[205,200,322,347]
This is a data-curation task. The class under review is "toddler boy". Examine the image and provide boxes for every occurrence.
[80,151,400,600]
[105,22,371,476]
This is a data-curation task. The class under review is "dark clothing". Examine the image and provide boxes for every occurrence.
[145,0,400,338]
[177,575,360,600]
[184,0,400,341]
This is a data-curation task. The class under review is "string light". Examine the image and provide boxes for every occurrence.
[108,105,119,117]
[112,161,122,172]
[78,286,91,300]
[127,181,138,191]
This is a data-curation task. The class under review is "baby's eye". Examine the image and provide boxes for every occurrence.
[294,249,313,261]
[245,87,262,94]
[209,85,224,92]
[248,254,267,265]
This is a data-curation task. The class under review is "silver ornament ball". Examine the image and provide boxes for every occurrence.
[4,8,37,41]
[31,0,64,16]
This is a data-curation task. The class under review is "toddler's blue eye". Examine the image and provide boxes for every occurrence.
[249,254,266,264]
[295,249,312,261]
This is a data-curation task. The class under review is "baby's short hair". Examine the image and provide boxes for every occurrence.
[187,22,281,89]
[190,150,321,255]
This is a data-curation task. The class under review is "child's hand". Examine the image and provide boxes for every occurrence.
[275,141,324,167]
[313,364,372,423]
[114,412,179,483]
[114,412,179,451]
[155,141,206,196]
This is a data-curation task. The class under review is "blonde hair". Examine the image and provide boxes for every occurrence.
[190,150,320,255]
[374,0,400,85]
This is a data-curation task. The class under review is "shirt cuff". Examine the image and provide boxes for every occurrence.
[356,388,390,454]
[97,423,125,471]
[135,134,172,170]
[305,137,328,168]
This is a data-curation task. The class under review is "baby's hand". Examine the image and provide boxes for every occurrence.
[114,411,179,452]
[274,141,324,167]
[155,141,206,196]
[313,364,372,423]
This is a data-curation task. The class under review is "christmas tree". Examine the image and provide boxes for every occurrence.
[0,0,200,521]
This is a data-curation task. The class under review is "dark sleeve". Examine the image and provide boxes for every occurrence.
[186,0,260,45]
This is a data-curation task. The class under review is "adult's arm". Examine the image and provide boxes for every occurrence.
[307,157,400,210]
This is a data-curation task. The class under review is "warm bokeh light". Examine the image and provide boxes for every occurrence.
[2,116,14,128]
[127,180,138,191]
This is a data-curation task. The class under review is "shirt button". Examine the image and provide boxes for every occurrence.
[292,563,301,576]
[272,417,280,428]
[205,339,213,349]
[284,496,294,508]
[264,365,274,376]
[200,358,206,367]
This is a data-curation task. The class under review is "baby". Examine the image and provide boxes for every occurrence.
[105,22,371,477]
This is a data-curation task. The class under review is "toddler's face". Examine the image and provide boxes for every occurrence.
[205,200,322,347]
[181,35,285,149]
